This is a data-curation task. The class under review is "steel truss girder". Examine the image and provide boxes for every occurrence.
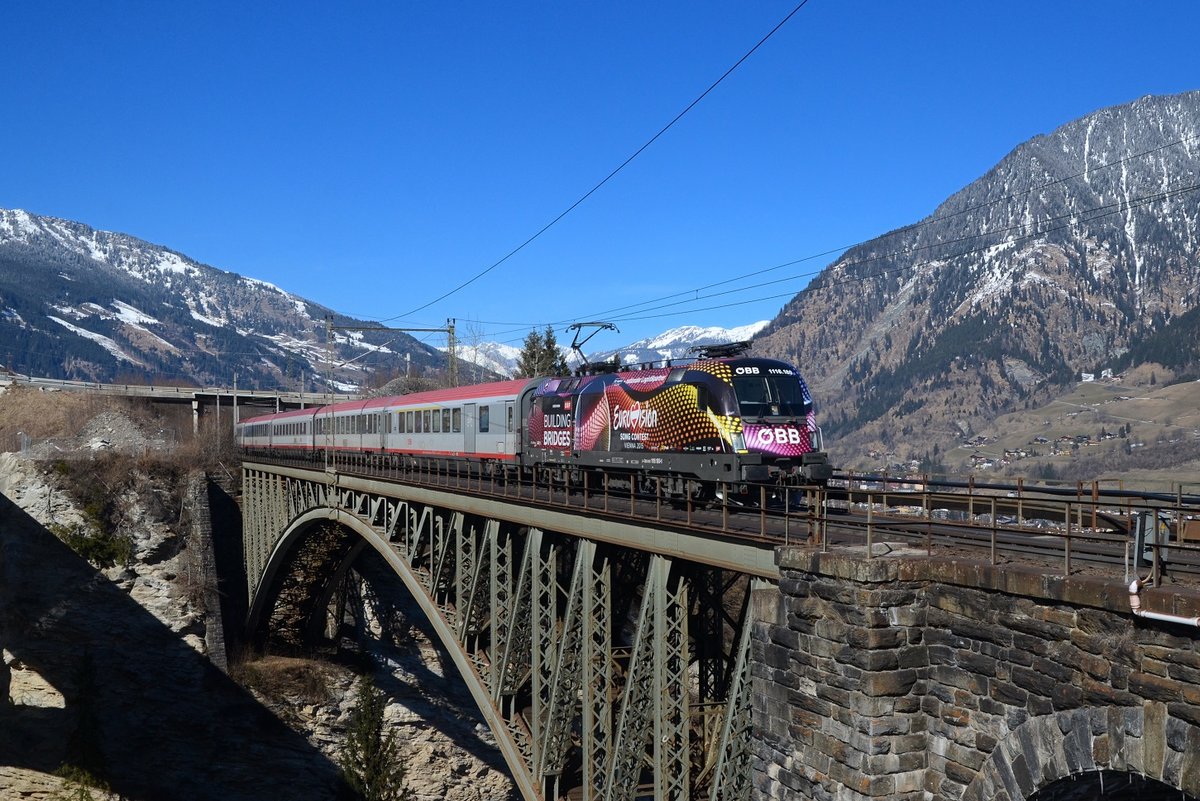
[708,579,763,801]
[242,465,761,801]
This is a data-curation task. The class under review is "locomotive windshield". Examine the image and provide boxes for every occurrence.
[732,374,811,419]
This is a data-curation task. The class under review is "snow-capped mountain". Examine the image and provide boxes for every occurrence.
[756,89,1200,453]
[456,322,770,378]
[0,209,446,389]
[587,322,770,368]
[454,340,524,382]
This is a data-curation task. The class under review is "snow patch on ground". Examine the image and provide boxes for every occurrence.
[111,300,159,325]
[47,316,141,364]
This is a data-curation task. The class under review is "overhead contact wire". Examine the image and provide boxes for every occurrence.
[385,0,814,323]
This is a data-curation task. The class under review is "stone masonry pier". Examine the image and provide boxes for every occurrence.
[752,545,1200,801]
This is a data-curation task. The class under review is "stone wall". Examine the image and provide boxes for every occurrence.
[752,545,1200,801]
[185,470,228,671]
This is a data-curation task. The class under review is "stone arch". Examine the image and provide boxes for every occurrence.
[962,705,1200,801]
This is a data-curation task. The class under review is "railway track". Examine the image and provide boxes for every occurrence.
[248,453,1200,588]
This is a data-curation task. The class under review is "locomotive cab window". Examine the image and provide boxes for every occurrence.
[733,375,811,419]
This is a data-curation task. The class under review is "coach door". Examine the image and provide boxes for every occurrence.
[464,403,477,454]
[504,401,515,454]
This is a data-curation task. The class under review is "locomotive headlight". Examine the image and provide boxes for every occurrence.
[733,432,747,453]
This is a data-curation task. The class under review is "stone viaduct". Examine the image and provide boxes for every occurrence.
[752,545,1200,801]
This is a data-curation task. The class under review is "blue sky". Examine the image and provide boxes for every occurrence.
[2,2,1197,353]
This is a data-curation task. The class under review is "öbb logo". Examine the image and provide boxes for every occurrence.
[751,427,804,446]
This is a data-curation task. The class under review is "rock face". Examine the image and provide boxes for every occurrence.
[345,549,520,801]
[754,90,1200,461]
[1,439,517,800]
[0,450,348,799]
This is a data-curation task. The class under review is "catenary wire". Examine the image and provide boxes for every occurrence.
[456,132,1200,333]
[381,1,814,324]
[599,182,1200,325]
[562,133,1200,326]
[472,178,1200,343]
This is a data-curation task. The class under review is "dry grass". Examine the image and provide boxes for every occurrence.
[947,372,1200,489]
[229,655,337,706]
[1,385,240,482]
[0,386,110,447]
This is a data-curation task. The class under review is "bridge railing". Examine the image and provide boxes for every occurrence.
[825,477,1200,588]
[245,451,1200,590]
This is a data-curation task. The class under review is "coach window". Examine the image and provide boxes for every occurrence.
[405,411,413,432]
[441,409,451,433]
[423,410,432,433]
[432,409,441,433]
[479,405,490,433]
[452,408,461,432]
[507,405,514,433]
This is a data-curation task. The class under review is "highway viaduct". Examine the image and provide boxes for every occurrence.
[238,458,1200,801]
[0,373,353,435]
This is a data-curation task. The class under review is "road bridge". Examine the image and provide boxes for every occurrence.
[0,372,354,433]
[239,458,1200,800]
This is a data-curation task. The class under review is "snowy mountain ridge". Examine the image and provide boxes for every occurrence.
[454,321,771,378]
[0,208,446,388]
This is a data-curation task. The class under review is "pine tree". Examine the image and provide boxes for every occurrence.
[339,677,411,801]
[540,325,570,375]
[515,326,569,377]
[515,329,546,378]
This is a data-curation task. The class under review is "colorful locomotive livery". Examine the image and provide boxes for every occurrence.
[235,356,832,495]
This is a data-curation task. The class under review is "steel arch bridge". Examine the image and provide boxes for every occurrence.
[240,461,778,801]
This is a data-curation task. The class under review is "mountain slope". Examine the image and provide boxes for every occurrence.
[0,209,447,389]
[754,90,1200,461]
